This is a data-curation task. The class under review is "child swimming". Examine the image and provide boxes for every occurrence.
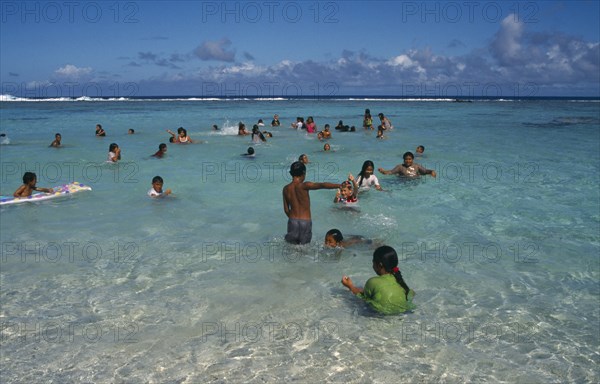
[334,174,358,203]
[324,229,372,248]
[13,172,54,197]
[341,245,415,315]
[148,176,172,198]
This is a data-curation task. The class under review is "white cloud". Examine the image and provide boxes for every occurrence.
[54,64,93,79]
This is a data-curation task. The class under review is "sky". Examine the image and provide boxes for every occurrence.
[1,0,599,97]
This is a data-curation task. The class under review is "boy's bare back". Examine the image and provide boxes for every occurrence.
[283,179,313,220]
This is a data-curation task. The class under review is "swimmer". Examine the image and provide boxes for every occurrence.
[341,245,415,314]
[128,129,135,134]
[238,122,250,135]
[334,174,358,203]
[152,143,167,158]
[148,175,172,198]
[242,147,255,157]
[356,160,382,191]
[49,133,62,147]
[108,143,121,162]
[378,152,436,178]
[323,143,331,151]
[415,145,425,156]
[13,172,54,197]
[271,114,281,127]
[324,229,372,248]
[252,125,267,143]
[299,154,309,164]
[95,124,106,136]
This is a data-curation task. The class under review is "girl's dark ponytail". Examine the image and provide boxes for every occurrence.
[374,245,411,299]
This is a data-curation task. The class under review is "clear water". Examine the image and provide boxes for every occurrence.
[1,98,599,383]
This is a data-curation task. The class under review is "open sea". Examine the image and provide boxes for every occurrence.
[0,96,599,383]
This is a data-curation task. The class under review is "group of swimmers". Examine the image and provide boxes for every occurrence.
[282,157,424,314]
[15,111,430,315]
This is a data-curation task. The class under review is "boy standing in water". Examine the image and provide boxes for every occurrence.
[283,161,341,245]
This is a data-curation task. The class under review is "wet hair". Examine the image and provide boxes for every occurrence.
[289,161,306,177]
[177,127,184,134]
[23,172,36,184]
[403,152,414,160]
[357,160,375,186]
[372,246,411,299]
[213,124,219,130]
[152,176,164,184]
[326,229,343,244]
[417,145,425,152]
[299,154,307,161]
[365,108,371,115]
[159,143,167,150]
[169,137,175,143]
[55,133,61,137]
[247,147,255,155]
[378,113,384,118]
[128,129,135,134]
[324,143,330,151]
[109,143,119,152]
[252,125,259,132]
[324,124,330,129]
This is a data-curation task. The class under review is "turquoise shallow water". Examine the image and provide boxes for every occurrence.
[1,98,599,383]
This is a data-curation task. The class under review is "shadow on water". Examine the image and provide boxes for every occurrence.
[522,116,600,129]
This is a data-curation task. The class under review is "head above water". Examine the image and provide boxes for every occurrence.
[289,161,306,177]
[372,245,398,272]
[403,152,414,161]
[247,147,255,155]
[23,171,36,184]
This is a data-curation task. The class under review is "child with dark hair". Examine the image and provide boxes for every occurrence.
[363,108,373,130]
[282,161,342,245]
[152,143,167,158]
[50,133,62,147]
[378,152,436,178]
[13,172,54,197]
[356,160,382,191]
[324,229,372,248]
[148,176,172,198]
[342,245,415,314]
[107,143,121,162]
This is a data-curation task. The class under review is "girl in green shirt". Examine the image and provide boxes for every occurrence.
[342,245,415,315]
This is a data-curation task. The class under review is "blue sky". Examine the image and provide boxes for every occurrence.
[1,0,599,97]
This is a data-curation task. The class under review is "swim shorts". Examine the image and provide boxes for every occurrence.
[285,218,312,245]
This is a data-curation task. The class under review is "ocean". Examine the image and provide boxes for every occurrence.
[1,96,599,383]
